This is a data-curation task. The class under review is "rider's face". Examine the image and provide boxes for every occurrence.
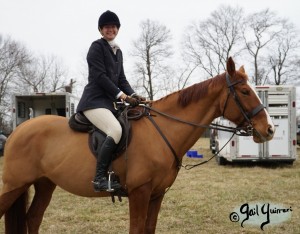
[100,25,119,41]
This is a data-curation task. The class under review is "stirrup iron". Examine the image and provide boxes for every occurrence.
[106,171,115,192]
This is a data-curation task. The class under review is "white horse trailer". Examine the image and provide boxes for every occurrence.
[212,86,297,165]
[12,92,79,129]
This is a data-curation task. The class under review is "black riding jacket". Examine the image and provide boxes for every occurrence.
[77,38,135,114]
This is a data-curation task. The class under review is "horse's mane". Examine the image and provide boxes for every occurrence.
[177,73,225,107]
[153,70,248,107]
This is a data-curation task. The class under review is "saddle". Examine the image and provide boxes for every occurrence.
[69,106,145,159]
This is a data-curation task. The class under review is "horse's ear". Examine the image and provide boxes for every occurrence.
[226,57,236,76]
[238,65,245,74]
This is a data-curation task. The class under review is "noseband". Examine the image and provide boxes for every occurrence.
[222,73,265,136]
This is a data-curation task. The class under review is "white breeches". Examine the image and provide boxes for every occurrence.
[83,108,122,144]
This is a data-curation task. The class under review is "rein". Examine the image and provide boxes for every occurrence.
[145,105,251,136]
[146,114,182,169]
[142,105,246,171]
[138,103,250,171]
[122,72,266,170]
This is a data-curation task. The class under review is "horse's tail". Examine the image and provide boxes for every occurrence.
[5,190,29,234]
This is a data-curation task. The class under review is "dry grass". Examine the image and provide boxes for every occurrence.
[0,138,299,234]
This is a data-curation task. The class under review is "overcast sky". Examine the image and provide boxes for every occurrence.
[1,0,300,85]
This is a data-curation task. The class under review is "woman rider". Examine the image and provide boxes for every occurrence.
[76,10,145,192]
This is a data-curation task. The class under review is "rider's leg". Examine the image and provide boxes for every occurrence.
[83,108,122,192]
[92,135,121,191]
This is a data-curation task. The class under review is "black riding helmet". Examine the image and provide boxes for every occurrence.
[98,10,121,30]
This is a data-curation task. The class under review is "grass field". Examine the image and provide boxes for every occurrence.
[0,138,299,234]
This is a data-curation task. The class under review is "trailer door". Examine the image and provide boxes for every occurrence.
[266,88,296,159]
[268,118,289,157]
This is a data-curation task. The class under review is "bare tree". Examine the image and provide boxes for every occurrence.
[183,5,245,78]
[47,56,69,92]
[175,63,198,90]
[130,19,173,100]
[243,9,284,85]
[17,55,47,93]
[266,22,300,85]
[17,54,68,93]
[0,35,31,130]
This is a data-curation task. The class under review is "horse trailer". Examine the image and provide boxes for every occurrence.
[12,92,79,129]
[211,85,297,165]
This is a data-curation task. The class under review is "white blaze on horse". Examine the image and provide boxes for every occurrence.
[0,57,274,234]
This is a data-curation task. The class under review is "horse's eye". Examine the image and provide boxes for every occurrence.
[241,89,250,96]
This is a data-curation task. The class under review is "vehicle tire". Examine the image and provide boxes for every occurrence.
[212,141,219,155]
[216,155,227,165]
[211,145,216,154]
[285,160,294,165]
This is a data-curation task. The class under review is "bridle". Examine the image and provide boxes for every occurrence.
[222,72,265,136]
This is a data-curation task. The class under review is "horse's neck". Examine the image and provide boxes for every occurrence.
[151,85,222,157]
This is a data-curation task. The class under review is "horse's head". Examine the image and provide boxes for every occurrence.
[221,57,275,143]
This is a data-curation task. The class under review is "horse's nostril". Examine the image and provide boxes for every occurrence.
[267,126,274,136]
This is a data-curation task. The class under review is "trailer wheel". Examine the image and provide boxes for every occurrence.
[285,160,294,165]
[211,146,216,154]
[216,156,227,165]
[212,140,219,154]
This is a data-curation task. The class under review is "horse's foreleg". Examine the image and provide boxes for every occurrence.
[128,182,152,234]
[145,194,165,234]
[26,177,56,234]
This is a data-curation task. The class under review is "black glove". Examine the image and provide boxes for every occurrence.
[131,94,146,102]
[125,96,140,107]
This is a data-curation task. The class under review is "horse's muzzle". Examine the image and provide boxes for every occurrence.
[253,124,275,143]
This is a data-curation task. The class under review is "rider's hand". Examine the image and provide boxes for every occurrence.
[131,94,146,102]
[125,96,140,107]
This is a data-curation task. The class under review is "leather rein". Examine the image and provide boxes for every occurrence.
[129,72,265,170]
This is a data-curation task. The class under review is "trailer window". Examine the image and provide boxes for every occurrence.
[17,102,26,118]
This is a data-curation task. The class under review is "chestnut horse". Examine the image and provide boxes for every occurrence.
[0,58,274,233]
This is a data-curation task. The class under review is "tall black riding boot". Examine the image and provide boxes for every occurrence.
[92,136,122,192]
